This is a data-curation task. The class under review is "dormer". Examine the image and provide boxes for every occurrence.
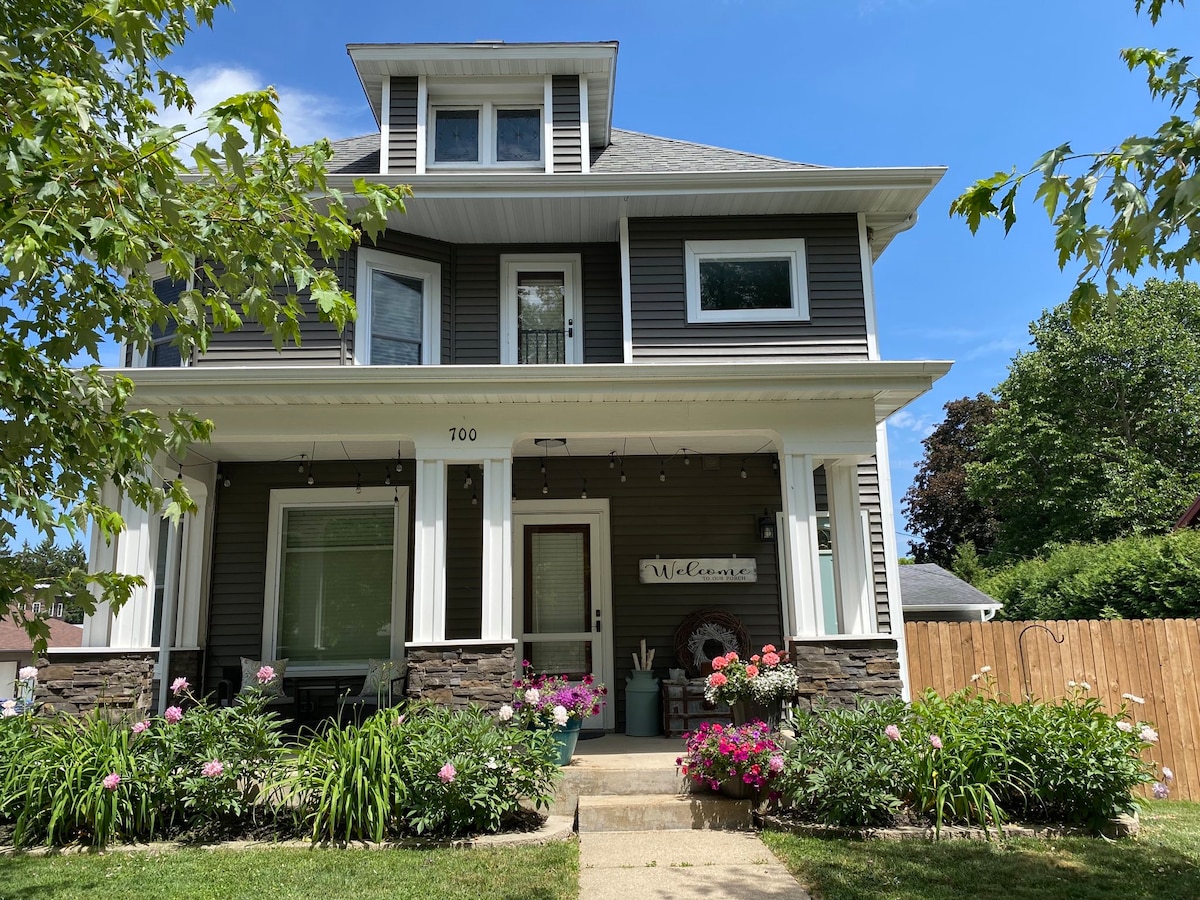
[348,41,618,175]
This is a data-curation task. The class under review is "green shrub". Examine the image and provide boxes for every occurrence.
[982,530,1200,620]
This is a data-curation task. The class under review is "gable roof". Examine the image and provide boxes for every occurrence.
[324,128,822,177]
[0,616,83,653]
[898,564,1002,613]
[1176,494,1200,529]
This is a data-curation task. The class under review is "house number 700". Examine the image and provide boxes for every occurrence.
[449,427,477,442]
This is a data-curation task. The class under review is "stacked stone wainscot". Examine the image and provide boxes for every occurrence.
[35,650,156,717]
[405,644,516,711]
[789,638,903,710]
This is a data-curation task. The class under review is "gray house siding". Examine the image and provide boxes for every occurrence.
[627,214,869,362]
[551,75,583,173]
[387,76,419,174]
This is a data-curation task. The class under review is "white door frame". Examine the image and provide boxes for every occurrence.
[512,498,613,729]
[499,253,584,365]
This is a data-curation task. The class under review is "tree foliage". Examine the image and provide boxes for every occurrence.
[901,394,1001,566]
[0,538,89,624]
[967,279,1200,558]
[950,0,1198,320]
[0,0,410,645]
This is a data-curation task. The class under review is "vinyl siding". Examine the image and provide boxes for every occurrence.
[388,76,419,174]
[628,215,869,362]
[551,76,582,173]
[445,463,483,639]
[857,456,892,633]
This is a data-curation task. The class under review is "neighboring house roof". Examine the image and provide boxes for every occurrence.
[898,564,1002,614]
[1176,494,1200,529]
[0,617,83,652]
[324,128,823,177]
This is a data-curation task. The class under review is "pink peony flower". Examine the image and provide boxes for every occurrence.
[768,755,785,773]
[1153,781,1170,799]
[1140,725,1159,743]
[1116,720,1133,733]
[201,760,225,778]
[438,762,456,783]
[929,734,943,750]
[885,724,901,742]
[164,705,183,724]
[102,773,121,791]
[131,720,150,735]
[1163,767,1175,783]
[18,666,38,681]
[707,672,728,687]
[256,665,276,684]
[498,704,514,722]
[744,664,759,678]
[170,676,189,695]
[525,688,540,705]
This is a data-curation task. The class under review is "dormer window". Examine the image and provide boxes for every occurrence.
[430,103,543,168]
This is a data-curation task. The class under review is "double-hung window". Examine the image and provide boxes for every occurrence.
[263,487,409,672]
[684,239,809,324]
[354,249,440,365]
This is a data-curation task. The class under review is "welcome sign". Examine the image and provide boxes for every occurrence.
[639,558,757,584]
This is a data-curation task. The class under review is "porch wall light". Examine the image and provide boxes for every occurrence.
[757,509,777,542]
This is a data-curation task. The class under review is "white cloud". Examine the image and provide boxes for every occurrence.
[888,410,937,437]
[962,335,1028,361]
[156,66,360,155]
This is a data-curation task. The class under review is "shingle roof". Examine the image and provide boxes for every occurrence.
[324,128,821,176]
[0,616,83,653]
[897,564,1002,610]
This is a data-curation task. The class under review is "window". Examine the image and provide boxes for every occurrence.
[684,239,809,324]
[130,276,189,368]
[429,104,543,168]
[354,249,440,365]
[263,487,409,672]
[500,255,582,364]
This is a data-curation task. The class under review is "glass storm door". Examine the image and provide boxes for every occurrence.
[517,272,569,364]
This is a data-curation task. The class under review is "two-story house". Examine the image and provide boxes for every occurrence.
[64,41,949,728]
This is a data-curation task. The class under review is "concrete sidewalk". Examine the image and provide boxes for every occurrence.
[578,830,810,899]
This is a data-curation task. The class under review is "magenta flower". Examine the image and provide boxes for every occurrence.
[131,720,150,735]
[170,676,189,695]
[885,724,901,742]
[929,735,943,750]
[256,665,276,684]
[102,773,121,791]
[438,762,456,783]
[164,705,183,724]
[201,760,225,778]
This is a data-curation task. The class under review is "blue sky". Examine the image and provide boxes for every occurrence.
[19,0,1199,552]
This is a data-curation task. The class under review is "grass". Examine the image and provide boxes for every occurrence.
[762,800,1200,900]
[0,841,579,900]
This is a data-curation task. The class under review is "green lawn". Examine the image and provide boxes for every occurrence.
[0,841,579,900]
[762,801,1200,900]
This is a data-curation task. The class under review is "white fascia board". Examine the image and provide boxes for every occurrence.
[347,43,619,66]
[903,604,1003,613]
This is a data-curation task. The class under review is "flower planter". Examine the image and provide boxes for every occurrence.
[719,777,757,800]
[550,718,583,766]
[730,698,783,728]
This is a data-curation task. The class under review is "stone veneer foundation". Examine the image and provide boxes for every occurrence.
[789,638,903,710]
[35,650,156,717]
[405,644,516,711]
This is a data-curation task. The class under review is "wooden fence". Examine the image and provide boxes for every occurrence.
[904,618,1200,801]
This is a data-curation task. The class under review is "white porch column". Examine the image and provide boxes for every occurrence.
[174,471,214,648]
[827,460,873,635]
[480,457,513,641]
[107,494,158,648]
[411,459,448,643]
[780,453,825,636]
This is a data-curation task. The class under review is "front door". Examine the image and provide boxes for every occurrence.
[513,501,613,729]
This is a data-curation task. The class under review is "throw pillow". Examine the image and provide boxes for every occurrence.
[240,656,288,697]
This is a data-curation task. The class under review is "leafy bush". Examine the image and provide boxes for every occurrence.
[285,702,560,842]
[982,530,1200,620]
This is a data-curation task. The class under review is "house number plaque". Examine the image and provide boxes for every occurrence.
[448,427,477,441]
[639,558,757,584]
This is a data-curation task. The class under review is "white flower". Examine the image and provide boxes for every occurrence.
[498,704,514,722]
[0,699,16,711]
[970,673,981,682]
[979,666,992,674]
[1140,725,1159,743]
[1,708,16,718]
[1068,680,1077,688]
[486,757,499,770]
[1080,682,1091,691]
[525,688,540,705]
[1116,721,1133,733]
[1122,693,1145,705]
[552,705,569,727]
[1163,767,1175,782]
[17,666,38,682]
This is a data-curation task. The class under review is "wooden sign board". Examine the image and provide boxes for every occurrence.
[639,558,757,584]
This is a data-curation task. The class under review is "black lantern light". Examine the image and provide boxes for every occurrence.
[757,508,777,542]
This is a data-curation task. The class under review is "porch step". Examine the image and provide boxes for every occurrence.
[547,765,698,817]
[577,793,754,832]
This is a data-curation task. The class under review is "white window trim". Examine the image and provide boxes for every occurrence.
[427,102,544,170]
[684,238,810,324]
[499,253,583,365]
[263,486,410,676]
[354,248,441,365]
[128,261,191,368]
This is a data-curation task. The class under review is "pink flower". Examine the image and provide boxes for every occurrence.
[1140,725,1159,743]
[438,762,456,783]
[131,720,150,735]
[201,760,225,778]
[1153,781,1170,800]
[711,655,728,671]
[170,676,189,695]
[762,652,781,667]
[256,665,276,684]
[102,773,121,791]
[707,672,728,687]
[1116,720,1133,733]
[745,664,759,678]
[18,666,38,681]
[885,724,901,742]
[929,734,943,750]
[164,705,183,724]
[768,755,785,773]
[762,644,777,654]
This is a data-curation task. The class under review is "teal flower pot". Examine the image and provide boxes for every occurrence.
[551,718,583,766]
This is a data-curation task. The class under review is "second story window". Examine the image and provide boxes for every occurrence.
[430,102,543,169]
[354,249,441,365]
[684,239,810,324]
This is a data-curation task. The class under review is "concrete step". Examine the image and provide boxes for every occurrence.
[577,793,753,832]
[546,765,699,817]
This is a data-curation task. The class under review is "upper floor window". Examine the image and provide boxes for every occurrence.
[354,249,441,365]
[130,276,188,367]
[429,103,543,169]
[684,239,809,324]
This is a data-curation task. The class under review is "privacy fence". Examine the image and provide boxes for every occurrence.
[904,618,1200,801]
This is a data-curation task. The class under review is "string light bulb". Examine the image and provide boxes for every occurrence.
[659,459,667,482]
[740,461,748,479]
[297,454,306,474]
[580,479,588,500]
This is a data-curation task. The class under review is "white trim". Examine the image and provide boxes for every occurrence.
[827,462,873,635]
[685,239,809,324]
[618,216,632,363]
[781,453,825,637]
[775,511,794,638]
[874,423,911,700]
[903,604,1003,613]
[858,213,880,360]
[354,248,441,365]
[790,633,897,644]
[578,74,590,173]
[481,457,513,641]
[414,76,427,175]
[499,253,583,365]
[411,460,447,643]
[379,76,390,175]
[262,486,408,672]
[512,499,614,730]
[543,75,554,175]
